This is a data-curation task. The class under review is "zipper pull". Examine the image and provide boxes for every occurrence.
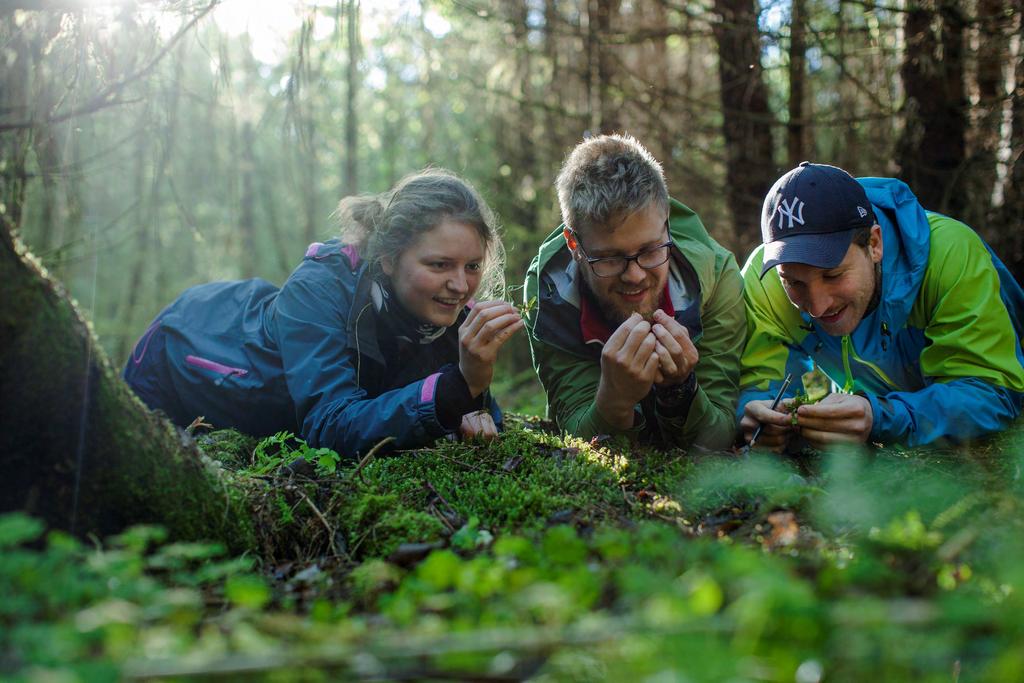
[880,321,890,351]
[841,336,855,393]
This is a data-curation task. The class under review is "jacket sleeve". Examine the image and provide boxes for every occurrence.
[523,258,646,441]
[274,274,453,457]
[529,334,647,441]
[868,220,1024,446]
[655,251,746,450]
[736,247,810,422]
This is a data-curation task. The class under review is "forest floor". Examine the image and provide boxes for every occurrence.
[5,417,1024,682]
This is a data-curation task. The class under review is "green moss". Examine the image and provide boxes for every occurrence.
[345,493,446,559]
[197,429,258,468]
[349,425,692,534]
[347,558,403,607]
[274,491,296,527]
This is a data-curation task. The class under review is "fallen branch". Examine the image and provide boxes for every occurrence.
[350,436,395,485]
[293,487,339,557]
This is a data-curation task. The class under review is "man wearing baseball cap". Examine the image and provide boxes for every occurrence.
[738,162,1024,448]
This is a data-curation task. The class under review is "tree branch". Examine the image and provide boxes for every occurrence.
[0,0,219,132]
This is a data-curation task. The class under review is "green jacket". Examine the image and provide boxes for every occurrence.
[738,177,1024,446]
[524,199,745,449]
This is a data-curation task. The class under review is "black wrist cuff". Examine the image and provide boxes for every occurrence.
[654,372,698,417]
[435,365,485,431]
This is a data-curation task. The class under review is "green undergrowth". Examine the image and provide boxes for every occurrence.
[5,419,1024,681]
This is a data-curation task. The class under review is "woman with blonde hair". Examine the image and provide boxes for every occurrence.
[124,168,523,456]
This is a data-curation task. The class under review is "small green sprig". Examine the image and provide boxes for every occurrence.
[517,295,537,318]
[501,283,536,317]
[789,366,832,425]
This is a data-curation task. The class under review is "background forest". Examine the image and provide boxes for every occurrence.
[3,0,1023,413]
[5,3,1024,681]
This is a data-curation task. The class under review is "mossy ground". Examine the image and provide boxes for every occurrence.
[196,417,702,569]
[6,419,1024,681]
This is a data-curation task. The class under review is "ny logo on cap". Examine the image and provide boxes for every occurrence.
[777,197,805,230]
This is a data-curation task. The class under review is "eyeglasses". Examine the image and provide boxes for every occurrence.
[571,227,673,278]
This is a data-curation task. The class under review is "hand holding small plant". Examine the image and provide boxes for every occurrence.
[788,366,832,425]
[789,366,873,445]
[458,300,525,398]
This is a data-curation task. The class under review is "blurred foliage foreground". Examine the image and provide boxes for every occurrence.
[4,417,1024,682]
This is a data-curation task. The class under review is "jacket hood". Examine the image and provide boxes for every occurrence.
[297,239,467,366]
[857,177,931,333]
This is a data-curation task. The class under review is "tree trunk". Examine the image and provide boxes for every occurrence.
[240,121,257,278]
[543,0,563,168]
[594,0,622,133]
[32,127,68,264]
[343,0,359,197]
[507,0,538,232]
[966,0,1012,239]
[994,12,1024,279]
[0,222,256,550]
[896,0,968,216]
[418,3,436,163]
[0,25,32,239]
[713,0,777,254]
[787,0,807,167]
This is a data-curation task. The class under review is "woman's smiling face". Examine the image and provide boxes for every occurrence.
[382,218,486,327]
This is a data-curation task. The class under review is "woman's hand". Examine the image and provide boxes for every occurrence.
[458,300,525,397]
[460,410,498,441]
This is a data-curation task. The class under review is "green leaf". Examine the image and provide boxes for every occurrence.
[542,525,587,567]
[0,513,45,548]
[314,448,341,476]
[225,574,271,609]
[417,550,461,591]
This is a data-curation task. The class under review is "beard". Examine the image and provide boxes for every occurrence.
[580,268,664,327]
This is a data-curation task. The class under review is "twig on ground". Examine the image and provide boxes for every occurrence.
[294,487,339,557]
[351,436,395,485]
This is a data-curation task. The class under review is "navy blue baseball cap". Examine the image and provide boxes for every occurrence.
[759,162,876,278]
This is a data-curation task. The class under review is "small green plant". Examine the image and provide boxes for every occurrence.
[501,283,537,318]
[251,431,343,477]
[517,295,537,318]
[789,366,832,425]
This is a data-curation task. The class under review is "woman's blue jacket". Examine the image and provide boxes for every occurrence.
[124,240,499,457]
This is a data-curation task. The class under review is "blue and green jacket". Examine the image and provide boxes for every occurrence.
[124,240,498,457]
[739,177,1024,446]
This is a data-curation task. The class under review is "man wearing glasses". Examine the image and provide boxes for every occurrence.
[524,134,745,449]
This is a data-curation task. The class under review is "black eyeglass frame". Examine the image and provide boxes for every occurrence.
[570,222,674,278]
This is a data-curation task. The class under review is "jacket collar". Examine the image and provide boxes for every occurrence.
[858,177,931,334]
[346,254,467,364]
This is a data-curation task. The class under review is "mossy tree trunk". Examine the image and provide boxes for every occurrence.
[0,221,255,550]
